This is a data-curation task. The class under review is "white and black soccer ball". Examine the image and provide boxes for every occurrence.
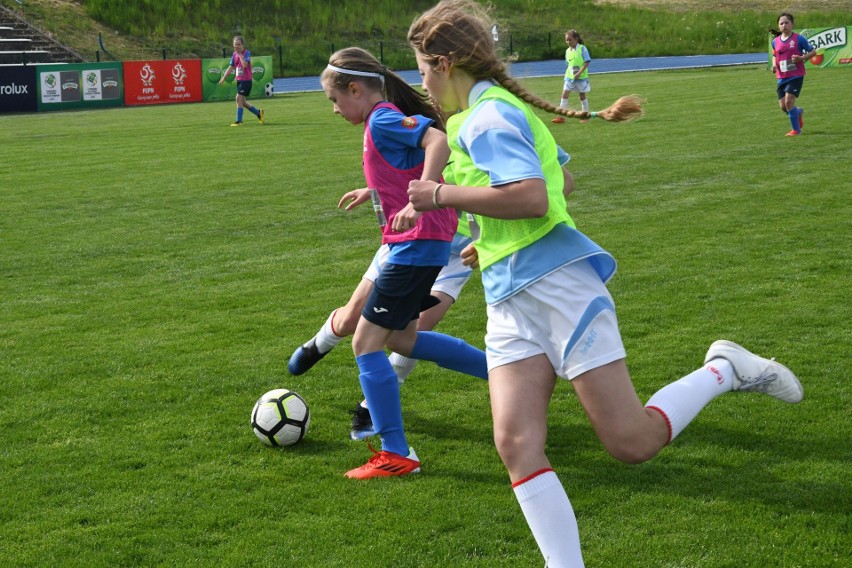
[264,82,274,97]
[251,388,310,447]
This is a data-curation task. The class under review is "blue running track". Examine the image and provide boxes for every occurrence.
[272,52,768,94]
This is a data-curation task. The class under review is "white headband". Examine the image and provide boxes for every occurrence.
[325,64,384,79]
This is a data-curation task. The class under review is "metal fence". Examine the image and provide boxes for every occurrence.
[141,30,568,77]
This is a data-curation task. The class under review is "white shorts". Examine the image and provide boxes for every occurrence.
[485,259,625,380]
[563,78,591,93]
[363,239,473,302]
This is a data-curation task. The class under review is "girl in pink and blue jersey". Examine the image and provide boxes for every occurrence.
[320,47,487,479]
[219,36,265,126]
[769,13,816,136]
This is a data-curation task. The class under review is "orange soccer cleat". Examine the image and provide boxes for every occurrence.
[345,442,421,479]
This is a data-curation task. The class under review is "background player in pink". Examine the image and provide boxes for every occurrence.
[769,13,816,136]
[219,35,265,126]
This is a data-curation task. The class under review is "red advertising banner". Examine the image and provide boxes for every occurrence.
[123,59,202,106]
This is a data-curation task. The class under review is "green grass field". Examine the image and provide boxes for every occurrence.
[1,65,849,567]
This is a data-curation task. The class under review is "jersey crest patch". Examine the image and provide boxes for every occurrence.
[402,116,418,129]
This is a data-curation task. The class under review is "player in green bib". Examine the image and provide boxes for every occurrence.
[408,2,803,566]
[552,29,591,124]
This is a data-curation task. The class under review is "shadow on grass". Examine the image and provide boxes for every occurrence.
[544,416,847,515]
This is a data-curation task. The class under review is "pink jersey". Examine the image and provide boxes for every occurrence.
[772,34,810,79]
[230,50,253,81]
[363,102,457,245]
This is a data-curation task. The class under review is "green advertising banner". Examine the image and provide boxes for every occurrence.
[201,55,274,101]
[37,62,124,111]
[768,26,851,68]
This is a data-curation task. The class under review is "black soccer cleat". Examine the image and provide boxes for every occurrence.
[348,404,376,440]
[287,338,327,375]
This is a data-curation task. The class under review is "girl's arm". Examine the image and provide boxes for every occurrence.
[338,188,372,211]
[409,102,550,220]
[575,46,590,78]
[408,177,549,220]
[770,41,777,72]
[391,126,451,232]
[420,127,451,183]
[423,170,567,268]
[792,48,816,63]
[575,61,589,79]
[218,65,234,84]
[562,168,575,200]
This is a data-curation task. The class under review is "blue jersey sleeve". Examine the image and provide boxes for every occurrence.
[369,107,435,171]
[243,50,252,63]
[581,45,591,63]
[459,99,544,186]
[798,35,813,53]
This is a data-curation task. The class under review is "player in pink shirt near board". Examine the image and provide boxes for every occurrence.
[219,35,265,126]
[769,13,816,136]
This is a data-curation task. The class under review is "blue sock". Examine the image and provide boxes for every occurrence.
[356,351,408,455]
[247,105,260,117]
[236,107,244,123]
[788,107,800,131]
[410,331,488,380]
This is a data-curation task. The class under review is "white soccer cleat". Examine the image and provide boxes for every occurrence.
[705,340,803,403]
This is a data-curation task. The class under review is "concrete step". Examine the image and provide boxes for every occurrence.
[0,50,52,64]
[0,5,84,63]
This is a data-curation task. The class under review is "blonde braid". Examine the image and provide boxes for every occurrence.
[410,1,642,123]
[493,68,590,120]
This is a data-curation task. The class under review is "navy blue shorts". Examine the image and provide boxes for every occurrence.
[777,77,804,99]
[363,263,443,330]
[236,80,253,96]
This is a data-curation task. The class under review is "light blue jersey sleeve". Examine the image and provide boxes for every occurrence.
[556,145,570,166]
[458,99,544,186]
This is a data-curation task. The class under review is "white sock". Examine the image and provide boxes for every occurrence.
[645,360,734,441]
[581,99,589,112]
[314,310,344,354]
[559,98,568,109]
[388,352,418,384]
[513,469,584,568]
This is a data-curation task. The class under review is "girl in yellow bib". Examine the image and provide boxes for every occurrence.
[552,29,590,124]
[407,2,803,566]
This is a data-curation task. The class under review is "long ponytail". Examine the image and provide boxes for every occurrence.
[322,47,445,130]
[567,29,584,46]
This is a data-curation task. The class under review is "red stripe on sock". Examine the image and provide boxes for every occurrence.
[329,309,343,338]
[511,467,554,488]
[646,405,672,444]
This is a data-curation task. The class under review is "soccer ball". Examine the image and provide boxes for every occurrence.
[264,82,274,97]
[251,388,310,447]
